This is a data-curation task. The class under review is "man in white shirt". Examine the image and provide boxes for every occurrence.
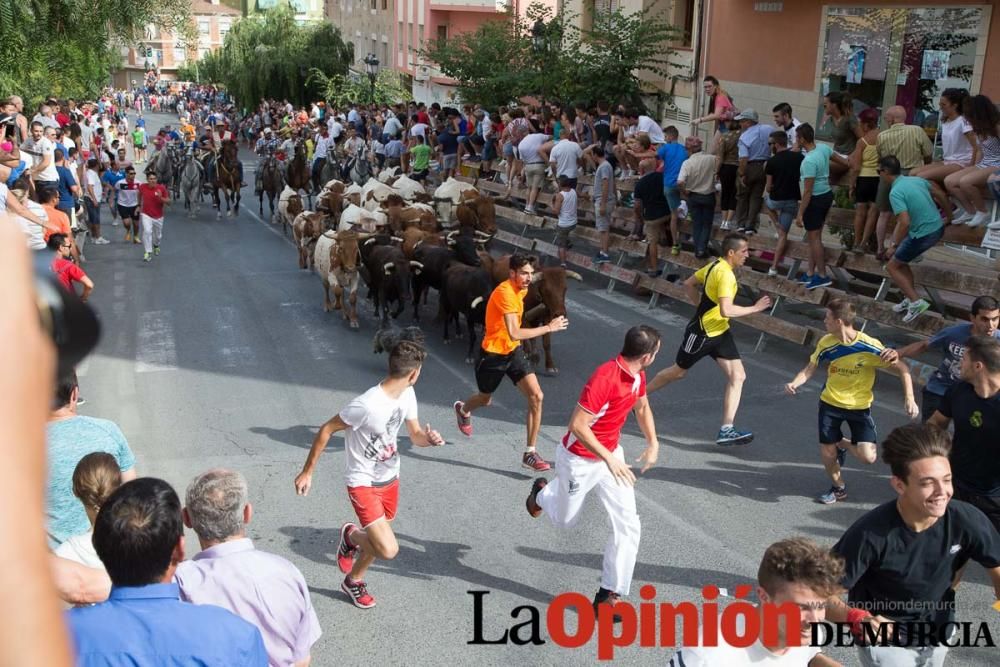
[668,538,844,666]
[518,130,552,214]
[773,103,803,150]
[547,129,583,187]
[311,126,331,192]
[294,342,444,610]
[21,121,58,193]
[327,116,344,145]
[631,109,665,146]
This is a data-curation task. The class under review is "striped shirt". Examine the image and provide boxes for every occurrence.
[876,123,932,170]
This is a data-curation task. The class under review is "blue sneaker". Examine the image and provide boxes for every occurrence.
[806,274,833,290]
[716,426,753,446]
[836,447,847,467]
[817,485,847,505]
[593,251,611,264]
[797,273,812,284]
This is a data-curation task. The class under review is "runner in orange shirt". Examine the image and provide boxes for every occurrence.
[453,254,569,471]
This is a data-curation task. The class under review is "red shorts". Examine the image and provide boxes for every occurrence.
[347,479,399,528]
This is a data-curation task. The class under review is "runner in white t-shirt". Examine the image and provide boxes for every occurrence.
[294,341,444,610]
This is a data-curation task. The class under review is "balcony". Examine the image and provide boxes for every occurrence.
[429,0,500,11]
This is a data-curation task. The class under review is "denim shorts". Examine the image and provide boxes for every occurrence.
[764,195,798,232]
[663,185,682,212]
[894,227,944,264]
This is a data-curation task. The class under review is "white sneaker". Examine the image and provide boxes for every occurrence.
[967,211,990,228]
[767,267,778,277]
[720,220,733,230]
[112,220,120,227]
[892,298,912,314]
[953,209,975,224]
[93,237,108,245]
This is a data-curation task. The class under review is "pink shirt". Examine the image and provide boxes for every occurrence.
[175,538,322,666]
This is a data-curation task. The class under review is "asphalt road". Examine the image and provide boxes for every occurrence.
[73,113,998,665]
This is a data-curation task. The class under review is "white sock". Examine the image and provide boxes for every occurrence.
[721,424,733,430]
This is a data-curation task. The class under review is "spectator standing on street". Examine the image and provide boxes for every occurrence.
[409,134,431,182]
[793,123,842,290]
[586,144,615,264]
[885,295,1000,417]
[548,127,582,188]
[847,108,881,254]
[879,155,950,323]
[67,478,268,665]
[296,342,445,609]
[23,120,59,196]
[715,120,740,230]
[518,127,551,215]
[54,453,121,571]
[656,126,688,256]
[771,102,802,150]
[632,158,671,276]
[178,469,322,666]
[83,158,107,244]
[875,105,933,256]
[826,424,1000,667]
[927,336,1000,534]
[47,234,92,300]
[138,170,170,263]
[551,175,578,267]
[823,91,862,180]
[7,176,49,249]
[676,136,717,258]
[733,109,775,235]
[46,372,135,549]
[763,130,803,276]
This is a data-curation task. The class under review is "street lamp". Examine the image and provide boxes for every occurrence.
[364,53,379,104]
[531,19,546,53]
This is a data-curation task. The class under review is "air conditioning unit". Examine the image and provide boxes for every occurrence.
[414,65,431,82]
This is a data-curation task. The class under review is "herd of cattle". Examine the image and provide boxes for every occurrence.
[272,172,582,374]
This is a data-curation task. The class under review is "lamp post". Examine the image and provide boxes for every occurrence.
[364,53,380,105]
[531,19,546,53]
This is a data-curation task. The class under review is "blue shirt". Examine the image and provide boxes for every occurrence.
[890,175,944,239]
[656,142,687,188]
[68,583,268,666]
[56,165,76,209]
[926,323,1000,396]
[738,123,775,161]
[800,143,833,196]
[438,130,458,156]
[102,169,125,200]
[46,416,135,547]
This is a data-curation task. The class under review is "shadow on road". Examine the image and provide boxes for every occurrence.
[400,440,532,481]
[249,424,320,448]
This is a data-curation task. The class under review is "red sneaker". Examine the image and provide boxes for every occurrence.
[522,451,551,472]
[337,522,358,574]
[341,575,376,609]
[526,477,547,518]
[454,401,472,436]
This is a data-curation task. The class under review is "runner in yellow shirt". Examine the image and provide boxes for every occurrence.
[452,254,568,471]
[785,299,918,504]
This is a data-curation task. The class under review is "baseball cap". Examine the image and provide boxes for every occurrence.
[733,109,758,122]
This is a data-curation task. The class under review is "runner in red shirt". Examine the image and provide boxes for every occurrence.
[526,325,662,620]
[137,171,169,262]
[47,234,93,301]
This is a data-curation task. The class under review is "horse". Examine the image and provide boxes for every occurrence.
[284,139,312,208]
[151,145,174,192]
[211,140,242,219]
[168,145,185,199]
[346,144,371,186]
[180,152,204,218]
[257,152,284,218]
[316,154,341,194]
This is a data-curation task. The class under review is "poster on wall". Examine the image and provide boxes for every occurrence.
[847,46,866,84]
[921,50,951,80]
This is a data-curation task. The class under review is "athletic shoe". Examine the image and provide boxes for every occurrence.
[112,220,120,227]
[967,210,991,228]
[593,251,611,264]
[337,522,359,574]
[806,275,833,290]
[154,245,160,255]
[124,231,131,242]
[767,267,779,277]
[836,447,847,467]
[716,426,753,446]
[797,273,812,284]
[454,401,472,436]
[720,221,733,230]
[671,244,681,256]
[143,252,151,262]
[593,588,623,624]
[891,298,912,314]
[952,209,974,224]
[93,237,110,245]
[133,236,140,245]
[646,268,662,278]
[902,299,931,323]
[522,451,551,472]
[524,206,536,215]
[817,485,847,505]
[526,478,547,518]
[743,228,757,236]
[341,576,376,609]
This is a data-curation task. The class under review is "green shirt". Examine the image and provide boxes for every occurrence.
[411,144,431,171]
[800,143,832,196]
[890,175,944,239]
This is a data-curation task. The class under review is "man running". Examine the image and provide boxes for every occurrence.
[648,233,771,445]
[137,171,169,263]
[526,326,660,616]
[114,167,141,244]
[293,342,444,609]
[453,254,569,471]
[785,299,918,504]
[826,424,1000,666]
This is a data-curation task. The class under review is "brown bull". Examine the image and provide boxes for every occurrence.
[490,255,582,374]
[292,211,328,270]
[401,227,445,259]
[315,189,344,229]
[314,230,366,328]
[384,194,438,233]
[455,195,497,235]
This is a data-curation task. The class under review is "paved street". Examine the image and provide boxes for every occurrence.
[73,114,998,665]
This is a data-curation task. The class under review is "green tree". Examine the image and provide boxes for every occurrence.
[309,69,411,108]
[0,0,192,106]
[190,6,352,106]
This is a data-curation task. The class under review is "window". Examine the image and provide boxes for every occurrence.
[199,48,210,60]
[382,41,388,66]
[198,18,210,35]
[418,24,424,49]
[219,18,232,40]
[382,0,387,9]
[174,46,187,63]
[371,0,376,9]
[816,6,985,140]
[437,25,447,42]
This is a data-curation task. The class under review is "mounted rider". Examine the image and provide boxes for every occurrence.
[204,117,245,188]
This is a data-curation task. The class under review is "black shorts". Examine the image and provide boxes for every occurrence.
[475,347,532,394]
[118,204,137,220]
[818,400,877,445]
[803,191,834,231]
[953,487,1000,534]
[675,327,740,370]
[855,176,879,204]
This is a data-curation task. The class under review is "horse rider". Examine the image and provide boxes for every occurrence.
[206,119,245,188]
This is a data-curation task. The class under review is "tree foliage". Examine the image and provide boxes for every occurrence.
[308,69,411,109]
[189,6,353,107]
[0,0,192,106]
[421,2,682,109]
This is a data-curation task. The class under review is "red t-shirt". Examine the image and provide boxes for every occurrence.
[563,356,646,459]
[417,111,430,125]
[51,257,86,292]
[139,183,168,219]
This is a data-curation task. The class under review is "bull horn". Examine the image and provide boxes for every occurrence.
[565,270,583,281]
[363,237,376,246]
[390,236,404,243]
[530,272,544,283]
[473,230,494,238]
[446,230,458,238]
[470,296,484,309]
[410,261,424,269]
[383,262,394,272]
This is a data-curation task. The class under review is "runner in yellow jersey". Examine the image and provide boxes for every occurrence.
[785,299,918,504]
